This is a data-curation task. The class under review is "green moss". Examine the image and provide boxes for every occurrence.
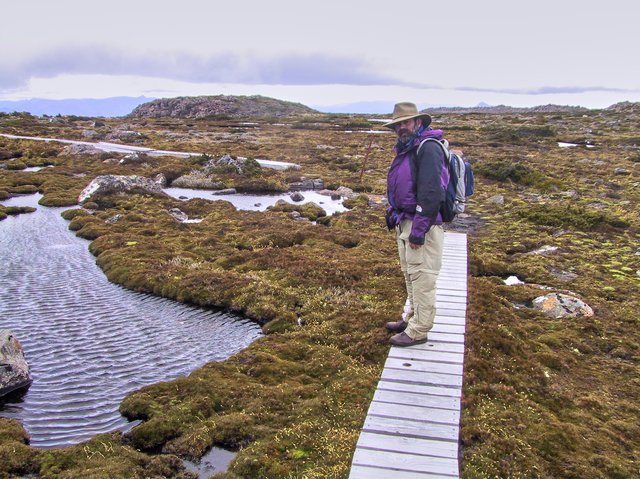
[518,204,629,231]
[267,200,327,221]
[61,208,91,220]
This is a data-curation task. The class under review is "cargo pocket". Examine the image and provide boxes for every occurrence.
[405,244,425,275]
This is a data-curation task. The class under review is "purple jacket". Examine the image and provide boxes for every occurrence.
[386,128,449,245]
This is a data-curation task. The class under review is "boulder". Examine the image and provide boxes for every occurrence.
[169,208,188,222]
[61,144,103,156]
[210,188,237,195]
[532,293,594,319]
[488,194,505,205]
[334,186,358,199]
[78,175,166,204]
[290,192,305,202]
[525,245,559,256]
[119,152,148,165]
[153,173,168,187]
[0,330,32,397]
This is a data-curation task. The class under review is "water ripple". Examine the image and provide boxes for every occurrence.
[0,195,262,447]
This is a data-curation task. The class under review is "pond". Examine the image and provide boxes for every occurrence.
[0,194,263,448]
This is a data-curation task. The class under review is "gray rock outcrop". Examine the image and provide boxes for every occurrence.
[78,175,166,204]
[0,330,32,397]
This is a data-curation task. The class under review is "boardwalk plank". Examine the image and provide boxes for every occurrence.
[363,415,459,442]
[427,332,466,343]
[357,431,458,458]
[381,368,463,388]
[388,348,463,364]
[385,357,464,376]
[368,402,460,425]
[350,464,456,479]
[376,380,461,398]
[431,323,465,334]
[352,449,459,476]
[406,340,465,354]
[373,389,460,410]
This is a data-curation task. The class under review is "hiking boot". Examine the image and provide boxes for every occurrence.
[389,332,428,347]
[385,319,407,333]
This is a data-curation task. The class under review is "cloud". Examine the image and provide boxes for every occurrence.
[456,85,638,95]
[0,45,405,90]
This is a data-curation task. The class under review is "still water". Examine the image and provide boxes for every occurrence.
[0,194,263,447]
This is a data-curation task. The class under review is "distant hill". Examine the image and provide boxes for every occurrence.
[425,104,589,114]
[605,101,640,113]
[0,96,153,117]
[129,95,318,119]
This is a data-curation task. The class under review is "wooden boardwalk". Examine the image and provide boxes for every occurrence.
[349,232,468,479]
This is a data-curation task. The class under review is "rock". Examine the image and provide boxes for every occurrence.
[290,211,302,220]
[254,203,262,207]
[210,188,237,195]
[107,130,144,143]
[105,214,123,224]
[82,130,98,139]
[212,154,260,174]
[289,178,323,191]
[488,194,504,205]
[526,245,559,256]
[290,192,305,202]
[119,152,148,165]
[331,193,341,201]
[61,144,103,156]
[0,330,32,397]
[93,120,106,128]
[78,175,166,204]
[335,186,358,199]
[153,173,167,187]
[614,168,630,175]
[560,190,578,198]
[549,268,578,282]
[169,208,188,222]
[532,293,594,319]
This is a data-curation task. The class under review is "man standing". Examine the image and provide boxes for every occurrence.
[384,102,448,347]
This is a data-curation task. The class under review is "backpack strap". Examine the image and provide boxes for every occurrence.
[417,138,450,162]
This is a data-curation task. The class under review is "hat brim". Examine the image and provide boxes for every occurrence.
[383,113,432,129]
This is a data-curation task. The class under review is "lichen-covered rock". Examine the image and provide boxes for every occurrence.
[0,330,32,397]
[532,293,594,318]
[78,175,166,204]
[289,192,305,202]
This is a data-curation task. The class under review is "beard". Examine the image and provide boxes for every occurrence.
[397,128,413,142]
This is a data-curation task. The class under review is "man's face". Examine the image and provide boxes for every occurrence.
[393,118,421,142]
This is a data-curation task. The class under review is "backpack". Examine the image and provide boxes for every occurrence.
[417,138,474,222]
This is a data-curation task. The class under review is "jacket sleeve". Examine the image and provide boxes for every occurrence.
[409,141,445,245]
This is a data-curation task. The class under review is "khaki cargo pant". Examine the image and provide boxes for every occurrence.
[396,219,444,340]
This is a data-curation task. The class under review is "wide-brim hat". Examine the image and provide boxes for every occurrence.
[383,102,432,129]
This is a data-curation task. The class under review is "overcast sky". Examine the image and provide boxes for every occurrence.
[2,0,639,110]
